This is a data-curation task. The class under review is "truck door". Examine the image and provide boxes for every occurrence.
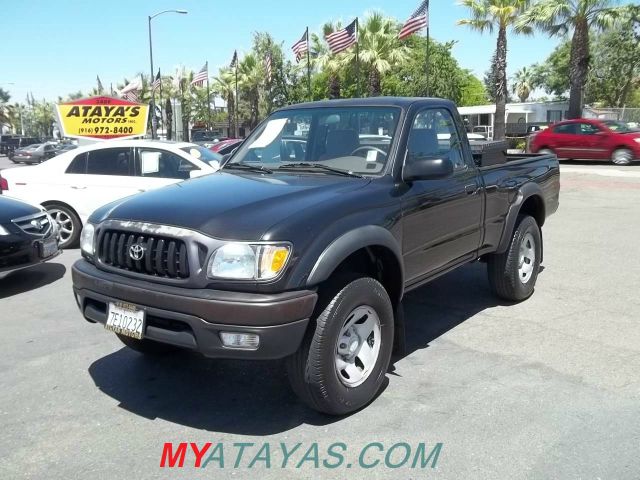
[401,107,483,284]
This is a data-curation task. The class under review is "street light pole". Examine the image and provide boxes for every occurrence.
[148,16,156,139]
[148,9,187,140]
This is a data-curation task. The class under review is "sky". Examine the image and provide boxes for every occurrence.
[1,0,577,103]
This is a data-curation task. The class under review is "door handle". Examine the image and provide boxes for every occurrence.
[137,189,146,193]
[71,185,86,190]
[465,184,479,195]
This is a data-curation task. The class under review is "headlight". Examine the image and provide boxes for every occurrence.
[207,242,291,280]
[634,138,640,144]
[0,224,10,236]
[80,223,96,255]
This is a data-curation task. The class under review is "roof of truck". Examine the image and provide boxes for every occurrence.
[277,97,455,111]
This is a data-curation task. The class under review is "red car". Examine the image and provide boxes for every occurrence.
[530,118,640,165]
[209,138,242,154]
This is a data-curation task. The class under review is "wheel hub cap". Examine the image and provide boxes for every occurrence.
[518,232,535,284]
[334,305,381,387]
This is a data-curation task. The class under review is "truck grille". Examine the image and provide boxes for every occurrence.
[12,212,52,236]
[98,230,190,279]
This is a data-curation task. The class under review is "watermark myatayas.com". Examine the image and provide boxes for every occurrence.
[160,441,443,470]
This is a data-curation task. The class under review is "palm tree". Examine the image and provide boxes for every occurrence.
[311,22,344,99]
[342,12,409,96]
[516,0,620,118]
[512,66,534,102]
[0,88,12,129]
[238,54,263,129]
[212,69,237,137]
[458,0,531,139]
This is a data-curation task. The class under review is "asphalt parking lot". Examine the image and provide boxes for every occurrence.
[1,159,639,479]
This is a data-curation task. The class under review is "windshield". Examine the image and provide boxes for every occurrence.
[180,145,222,163]
[228,106,401,175]
[603,120,634,133]
[26,144,42,149]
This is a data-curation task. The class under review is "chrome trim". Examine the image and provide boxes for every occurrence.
[11,211,52,237]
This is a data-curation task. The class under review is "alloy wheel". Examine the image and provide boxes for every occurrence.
[48,208,74,244]
[335,305,382,387]
[518,232,535,284]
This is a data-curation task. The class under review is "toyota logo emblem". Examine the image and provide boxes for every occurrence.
[129,243,145,261]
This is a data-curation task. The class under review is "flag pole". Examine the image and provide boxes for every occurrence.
[306,27,311,100]
[355,18,361,97]
[426,0,430,97]
[158,71,164,137]
[235,58,239,138]
[206,62,212,132]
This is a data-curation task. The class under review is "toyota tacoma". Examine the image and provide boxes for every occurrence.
[72,98,559,415]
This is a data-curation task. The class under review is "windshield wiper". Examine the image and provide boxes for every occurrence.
[278,163,363,178]
[223,162,273,174]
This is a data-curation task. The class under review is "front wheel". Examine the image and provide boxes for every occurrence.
[45,203,81,249]
[286,277,394,415]
[611,148,633,166]
[487,215,542,301]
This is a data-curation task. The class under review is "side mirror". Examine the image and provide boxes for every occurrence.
[402,156,454,182]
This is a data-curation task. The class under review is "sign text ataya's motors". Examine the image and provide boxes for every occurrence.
[56,96,149,140]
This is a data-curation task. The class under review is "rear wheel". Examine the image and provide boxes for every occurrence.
[286,276,394,415]
[487,215,542,301]
[611,148,633,165]
[116,334,178,355]
[45,203,81,249]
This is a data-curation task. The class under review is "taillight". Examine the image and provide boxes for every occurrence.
[0,175,8,193]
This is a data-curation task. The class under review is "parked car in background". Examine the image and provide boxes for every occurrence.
[209,138,242,154]
[3,136,41,156]
[54,144,78,156]
[9,143,58,164]
[0,140,221,249]
[0,135,17,155]
[530,118,640,165]
[0,195,61,279]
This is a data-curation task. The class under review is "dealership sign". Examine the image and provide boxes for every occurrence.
[56,96,149,140]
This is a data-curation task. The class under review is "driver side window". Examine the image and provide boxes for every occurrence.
[408,108,466,170]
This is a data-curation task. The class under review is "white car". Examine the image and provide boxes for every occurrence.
[0,140,220,248]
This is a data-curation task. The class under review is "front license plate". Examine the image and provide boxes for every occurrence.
[105,302,145,340]
[39,238,58,258]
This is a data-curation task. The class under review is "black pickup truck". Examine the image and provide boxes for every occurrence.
[72,98,559,415]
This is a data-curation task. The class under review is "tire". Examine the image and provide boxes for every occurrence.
[286,276,394,415]
[487,215,542,302]
[116,334,178,355]
[45,203,81,249]
[611,148,633,166]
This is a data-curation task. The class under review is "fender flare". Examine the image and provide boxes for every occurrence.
[496,182,545,254]
[306,225,404,291]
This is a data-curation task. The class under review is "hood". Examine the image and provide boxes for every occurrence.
[91,171,370,240]
[0,196,42,222]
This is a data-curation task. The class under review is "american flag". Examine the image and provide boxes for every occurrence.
[151,70,161,91]
[291,29,309,62]
[399,0,429,40]
[230,50,238,68]
[264,53,272,83]
[325,19,357,54]
[120,77,142,102]
[191,62,208,86]
[123,91,139,102]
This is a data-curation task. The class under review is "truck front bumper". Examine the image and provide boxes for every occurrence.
[72,260,317,359]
